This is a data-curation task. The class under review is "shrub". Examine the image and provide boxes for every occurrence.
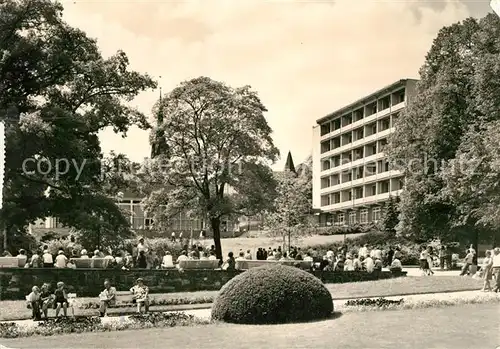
[211,264,333,324]
[345,298,404,308]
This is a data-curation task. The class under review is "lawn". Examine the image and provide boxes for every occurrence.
[2,303,498,348]
[203,233,365,255]
[0,276,482,322]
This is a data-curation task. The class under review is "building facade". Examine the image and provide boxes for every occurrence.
[312,79,418,226]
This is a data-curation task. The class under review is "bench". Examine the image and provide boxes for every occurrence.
[178,259,220,269]
[0,257,20,268]
[70,258,111,269]
[236,260,277,269]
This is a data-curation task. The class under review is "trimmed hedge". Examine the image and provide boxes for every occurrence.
[211,264,333,324]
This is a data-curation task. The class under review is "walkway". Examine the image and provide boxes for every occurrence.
[2,303,499,348]
[3,290,498,329]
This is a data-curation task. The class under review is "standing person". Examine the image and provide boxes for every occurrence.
[480,250,493,292]
[136,251,147,268]
[171,231,176,242]
[387,246,395,267]
[460,249,474,276]
[99,279,116,317]
[491,248,500,292]
[358,244,368,259]
[439,245,447,270]
[130,278,149,313]
[27,286,42,320]
[137,238,147,254]
[426,246,435,275]
[419,246,429,276]
[42,247,53,268]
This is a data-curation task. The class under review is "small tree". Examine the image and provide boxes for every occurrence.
[380,195,400,236]
[265,171,312,251]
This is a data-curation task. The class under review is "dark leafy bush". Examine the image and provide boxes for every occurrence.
[211,264,333,324]
[0,322,20,338]
[128,312,195,326]
[37,316,102,334]
[345,297,404,307]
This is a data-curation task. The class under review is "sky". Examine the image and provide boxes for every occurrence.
[61,0,492,169]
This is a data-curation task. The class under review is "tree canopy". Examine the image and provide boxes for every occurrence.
[0,0,156,251]
[388,13,500,247]
[141,77,279,260]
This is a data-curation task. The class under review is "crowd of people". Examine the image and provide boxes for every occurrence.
[219,244,404,273]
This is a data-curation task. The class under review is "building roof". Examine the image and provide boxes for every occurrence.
[316,78,418,125]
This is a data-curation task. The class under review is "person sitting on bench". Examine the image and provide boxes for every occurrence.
[130,278,149,313]
[53,282,69,317]
[99,279,117,317]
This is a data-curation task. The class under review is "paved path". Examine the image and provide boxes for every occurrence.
[2,303,499,349]
[4,290,498,329]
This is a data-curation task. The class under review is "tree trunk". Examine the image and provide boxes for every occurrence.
[210,216,223,261]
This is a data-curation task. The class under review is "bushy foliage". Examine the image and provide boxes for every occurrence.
[211,264,333,324]
[42,239,83,255]
[345,298,404,308]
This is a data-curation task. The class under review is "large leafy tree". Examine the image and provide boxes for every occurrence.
[388,14,500,251]
[0,0,156,251]
[142,77,279,260]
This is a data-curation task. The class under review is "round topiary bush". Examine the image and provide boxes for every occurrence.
[211,264,333,324]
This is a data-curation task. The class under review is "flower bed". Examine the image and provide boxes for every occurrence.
[340,292,500,313]
[78,296,215,309]
[0,312,209,338]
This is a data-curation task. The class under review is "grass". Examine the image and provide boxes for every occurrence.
[0,276,483,322]
[2,303,498,348]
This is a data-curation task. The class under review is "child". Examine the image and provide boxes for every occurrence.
[481,250,493,291]
[130,278,149,313]
[27,286,42,320]
[53,282,68,317]
[419,246,430,276]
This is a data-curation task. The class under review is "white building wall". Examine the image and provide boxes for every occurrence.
[312,125,321,209]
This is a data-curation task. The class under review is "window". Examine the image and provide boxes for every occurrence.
[321,141,331,154]
[337,213,345,225]
[360,209,368,224]
[145,218,154,228]
[332,118,341,131]
[354,187,363,199]
[320,122,331,136]
[322,160,330,171]
[373,207,381,222]
[321,195,330,207]
[379,180,390,194]
[321,177,330,189]
[349,211,357,225]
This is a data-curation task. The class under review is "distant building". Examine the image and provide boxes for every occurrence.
[312,79,418,226]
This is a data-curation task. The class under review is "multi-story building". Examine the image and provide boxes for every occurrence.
[312,79,418,226]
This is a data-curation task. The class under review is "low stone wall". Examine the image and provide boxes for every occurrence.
[0,268,406,300]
